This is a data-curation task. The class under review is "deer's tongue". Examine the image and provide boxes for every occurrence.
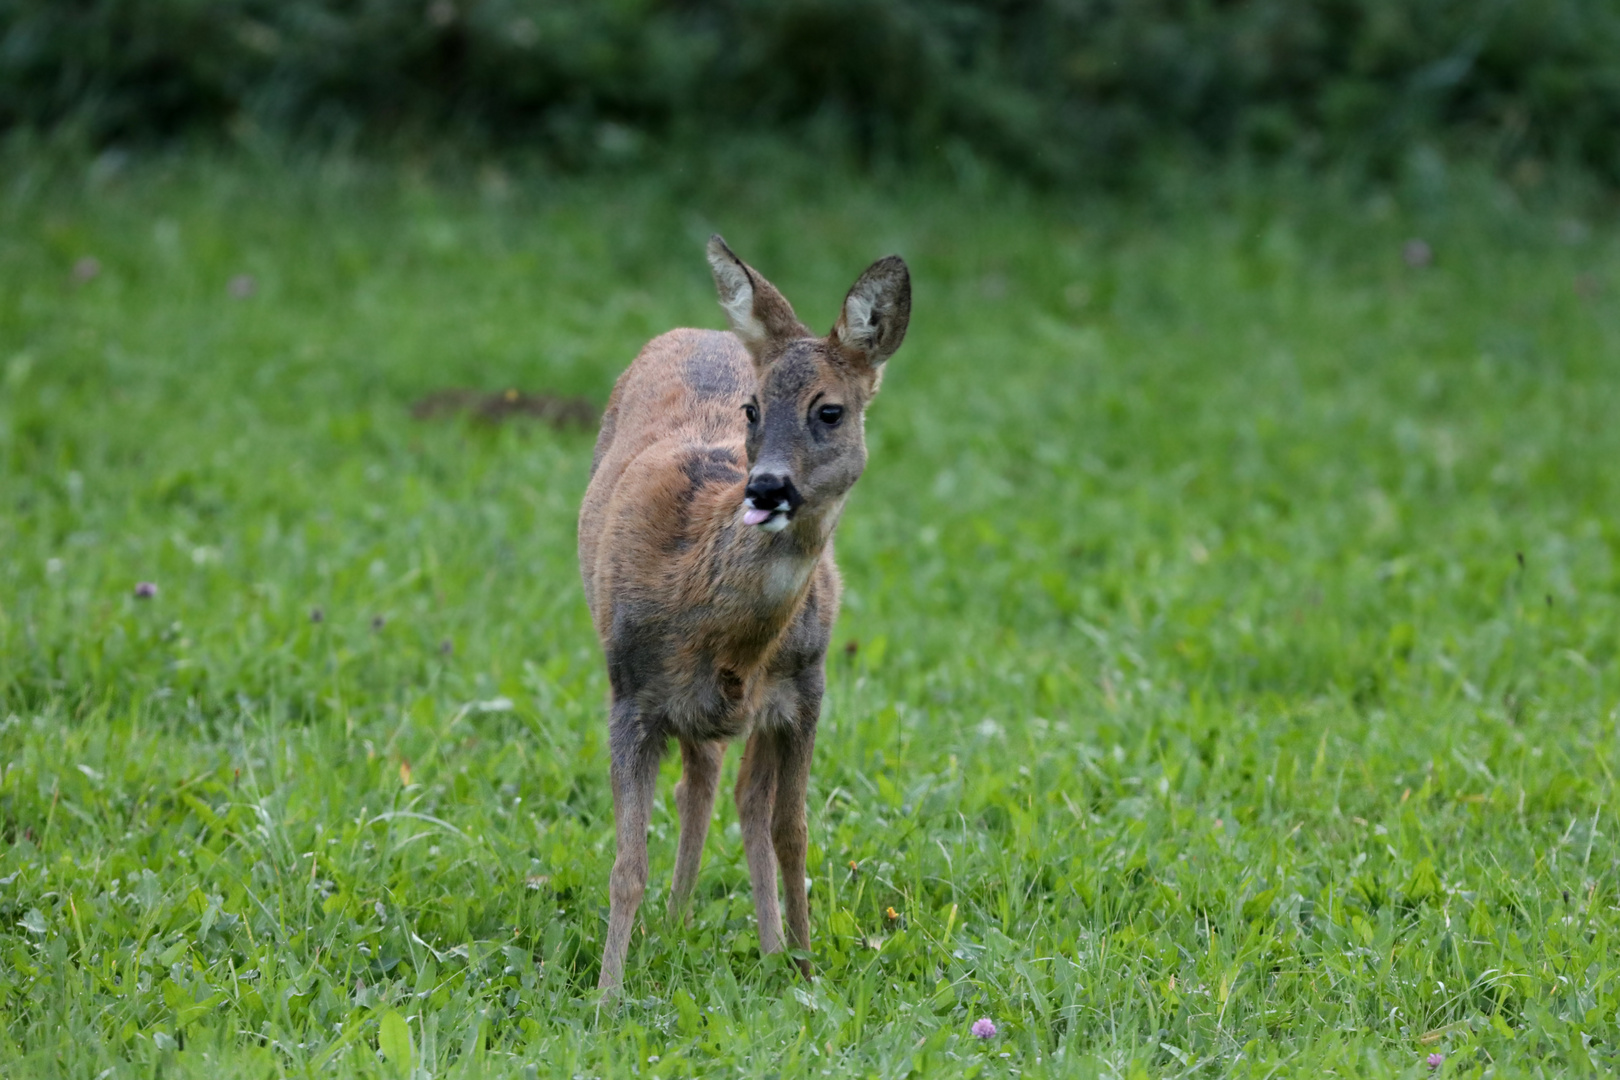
[743,507,773,526]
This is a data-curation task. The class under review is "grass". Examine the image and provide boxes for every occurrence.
[0,148,1618,1078]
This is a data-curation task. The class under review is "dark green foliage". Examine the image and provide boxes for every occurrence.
[3,0,1620,179]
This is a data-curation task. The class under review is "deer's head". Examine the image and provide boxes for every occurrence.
[706,235,911,537]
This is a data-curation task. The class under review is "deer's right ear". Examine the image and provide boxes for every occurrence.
[706,235,805,361]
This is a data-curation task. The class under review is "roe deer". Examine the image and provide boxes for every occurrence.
[579,236,911,996]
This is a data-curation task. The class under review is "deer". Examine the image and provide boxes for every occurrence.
[578,235,911,997]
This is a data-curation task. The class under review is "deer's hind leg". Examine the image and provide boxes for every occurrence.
[598,700,663,998]
[668,737,724,922]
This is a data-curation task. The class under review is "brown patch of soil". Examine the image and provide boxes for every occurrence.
[411,388,597,428]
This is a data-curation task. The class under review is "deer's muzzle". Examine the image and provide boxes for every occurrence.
[743,472,802,531]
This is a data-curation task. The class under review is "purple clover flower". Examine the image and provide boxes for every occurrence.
[1426,1052,1445,1069]
[971,1018,996,1040]
[133,582,158,599]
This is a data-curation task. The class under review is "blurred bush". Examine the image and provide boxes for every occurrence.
[3,0,1618,180]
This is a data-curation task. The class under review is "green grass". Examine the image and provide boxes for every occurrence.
[1,149,1618,1078]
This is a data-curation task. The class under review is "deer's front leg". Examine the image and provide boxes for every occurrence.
[734,728,784,955]
[772,705,818,975]
[598,704,662,999]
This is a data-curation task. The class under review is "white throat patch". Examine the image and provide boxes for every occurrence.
[764,554,815,603]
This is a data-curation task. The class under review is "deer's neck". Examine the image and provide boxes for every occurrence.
[687,485,839,666]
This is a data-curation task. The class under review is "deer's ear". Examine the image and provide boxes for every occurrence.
[832,255,910,369]
[706,235,806,360]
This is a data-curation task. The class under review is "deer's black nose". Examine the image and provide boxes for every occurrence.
[745,472,803,511]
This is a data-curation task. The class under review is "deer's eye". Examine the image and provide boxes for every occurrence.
[817,404,845,426]
[743,403,759,424]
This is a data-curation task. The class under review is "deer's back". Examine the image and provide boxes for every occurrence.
[579,328,753,623]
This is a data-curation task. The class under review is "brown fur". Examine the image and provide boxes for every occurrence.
[580,236,910,997]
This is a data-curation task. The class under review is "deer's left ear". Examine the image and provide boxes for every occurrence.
[832,255,910,369]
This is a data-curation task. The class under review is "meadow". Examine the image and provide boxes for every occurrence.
[0,149,1617,1078]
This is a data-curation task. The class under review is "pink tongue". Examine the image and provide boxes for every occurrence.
[743,507,772,526]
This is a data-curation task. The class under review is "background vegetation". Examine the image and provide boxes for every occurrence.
[3,0,1619,1075]
[0,150,1616,1076]
[4,0,1620,181]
